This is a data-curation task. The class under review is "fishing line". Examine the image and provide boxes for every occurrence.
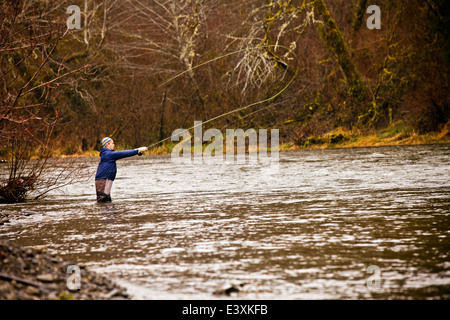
[146,44,299,150]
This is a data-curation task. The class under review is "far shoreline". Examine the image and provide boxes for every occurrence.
[3,122,448,161]
[53,128,450,158]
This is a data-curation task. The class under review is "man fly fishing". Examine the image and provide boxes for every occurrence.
[95,137,148,203]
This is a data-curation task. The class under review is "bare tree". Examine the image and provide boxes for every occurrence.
[0,0,93,202]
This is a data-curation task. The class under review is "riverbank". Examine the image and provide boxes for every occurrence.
[2,121,448,161]
[0,240,129,300]
[282,121,450,151]
[66,121,450,157]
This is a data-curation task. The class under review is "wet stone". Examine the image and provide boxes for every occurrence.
[26,285,41,295]
[36,274,54,282]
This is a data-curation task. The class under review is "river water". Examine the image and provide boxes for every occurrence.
[1,144,449,299]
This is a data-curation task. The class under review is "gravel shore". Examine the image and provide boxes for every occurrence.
[0,240,129,300]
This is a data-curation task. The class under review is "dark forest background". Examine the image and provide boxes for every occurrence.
[1,0,449,156]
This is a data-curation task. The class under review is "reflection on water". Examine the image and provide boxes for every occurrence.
[1,144,449,299]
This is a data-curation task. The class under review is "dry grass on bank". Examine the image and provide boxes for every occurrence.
[283,121,450,151]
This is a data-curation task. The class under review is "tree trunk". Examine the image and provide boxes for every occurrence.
[313,0,366,97]
[352,0,368,31]
[159,91,167,142]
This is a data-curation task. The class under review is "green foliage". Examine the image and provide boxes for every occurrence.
[58,292,74,300]
[302,132,346,147]
[376,121,411,140]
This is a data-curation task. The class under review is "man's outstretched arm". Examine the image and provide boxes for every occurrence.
[109,147,147,160]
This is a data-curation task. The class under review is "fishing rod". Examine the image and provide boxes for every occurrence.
[140,44,299,154]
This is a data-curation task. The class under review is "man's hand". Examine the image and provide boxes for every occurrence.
[138,147,148,153]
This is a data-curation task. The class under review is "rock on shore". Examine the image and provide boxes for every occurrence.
[0,210,39,225]
[0,241,129,300]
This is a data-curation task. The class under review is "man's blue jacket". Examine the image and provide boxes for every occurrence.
[95,147,139,181]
